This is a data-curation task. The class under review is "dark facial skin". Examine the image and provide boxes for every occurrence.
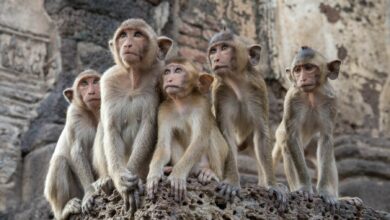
[292,63,320,92]
[117,28,147,64]
[163,63,191,98]
[78,76,101,110]
[208,43,234,75]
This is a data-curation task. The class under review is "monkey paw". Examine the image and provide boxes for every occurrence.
[267,183,289,212]
[197,168,219,185]
[116,170,139,193]
[147,173,163,199]
[121,179,144,216]
[216,181,240,202]
[295,186,314,201]
[340,196,363,207]
[319,191,339,214]
[168,175,187,202]
[81,190,96,215]
[93,177,114,196]
[62,197,81,219]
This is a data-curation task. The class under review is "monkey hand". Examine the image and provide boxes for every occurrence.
[216,181,240,202]
[62,197,81,219]
[267,183,289,212]
[197,168,219,185]
[81,187,96,215]
[115,169,139,194]
[121,178,144,216]
[147,172,163,199]
[318,190,339,214]
[92,177,114,196]
[168,174,187,202]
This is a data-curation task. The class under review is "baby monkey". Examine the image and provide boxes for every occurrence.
[147,57,239,202]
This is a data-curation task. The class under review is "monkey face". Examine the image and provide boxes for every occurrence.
[78,76,101,111]
[208,42,235,76]
[163,63,193,97]
[117,28,148,65]
[292,63,320,92]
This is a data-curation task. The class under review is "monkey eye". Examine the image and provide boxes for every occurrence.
[80,80,88,86]
[93,78,100,84]
[303,63,316,71]
[209,48,216,54]
[221,44,229,50]
[175,68,182,73]
[293,66,301,74]
[163,69,170,75]
[134,31,143,38]
[119,31,127,39]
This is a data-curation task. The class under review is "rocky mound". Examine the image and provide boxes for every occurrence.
[70,177,389,220]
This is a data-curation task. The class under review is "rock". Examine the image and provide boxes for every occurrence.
[21,144,55,203]
[71,177,389,219]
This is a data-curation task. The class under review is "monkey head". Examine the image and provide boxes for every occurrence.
[68,69,101,112]
[207,29,261,77]
[287,46,341,92]
[110,18,173,70]
[162,57,214,99]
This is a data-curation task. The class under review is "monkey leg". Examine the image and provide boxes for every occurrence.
[45,156,83,220]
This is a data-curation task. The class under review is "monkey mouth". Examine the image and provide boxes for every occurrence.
[300,84,316,91]
[123,51,139,56]
[214,65,229,71]
[164,85,180,90]
[87,98,101,102]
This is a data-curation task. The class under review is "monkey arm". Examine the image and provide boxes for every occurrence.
[283,111,312,189]
[253,119,276,187]
[148,122,172,178]
[70,140,95,193]
[317,132,338,196]
[127,101,158,178]
[171,111,209,178]
[101,102,129,180]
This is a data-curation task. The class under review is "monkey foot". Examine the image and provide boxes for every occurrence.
[267,183,289,212]
[215,181,240,202]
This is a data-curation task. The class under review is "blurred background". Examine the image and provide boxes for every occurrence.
[0,0,389,219]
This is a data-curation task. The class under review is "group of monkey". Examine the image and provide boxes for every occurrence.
[43,18,362,220]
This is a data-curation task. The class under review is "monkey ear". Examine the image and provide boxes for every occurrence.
[248,44,262,66]
[327,60,341,80]
[63,88,73,103]
[157,37,173,60]
[198,74,214,94]
[286,68,294,83]
[108,39,114,51]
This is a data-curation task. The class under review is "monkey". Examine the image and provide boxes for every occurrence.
[44,70,101,220]
[272,46,362,212]
[146,57,240,202]
[98,18,173,215]
[207,29,287,208]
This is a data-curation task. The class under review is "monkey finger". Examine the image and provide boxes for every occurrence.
[138,179,144,195]
[123,193,130,212]
[128,195,136,217]
[181,180,187,202]
[134,190,140,209]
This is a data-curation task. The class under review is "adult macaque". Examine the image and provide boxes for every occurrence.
[207,30,287,208]
[146,58,240,202]
[100,18,172,214]
[44,70,101,220]
[272,46,362,212]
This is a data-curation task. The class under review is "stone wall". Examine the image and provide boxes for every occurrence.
[0,0,389,219]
